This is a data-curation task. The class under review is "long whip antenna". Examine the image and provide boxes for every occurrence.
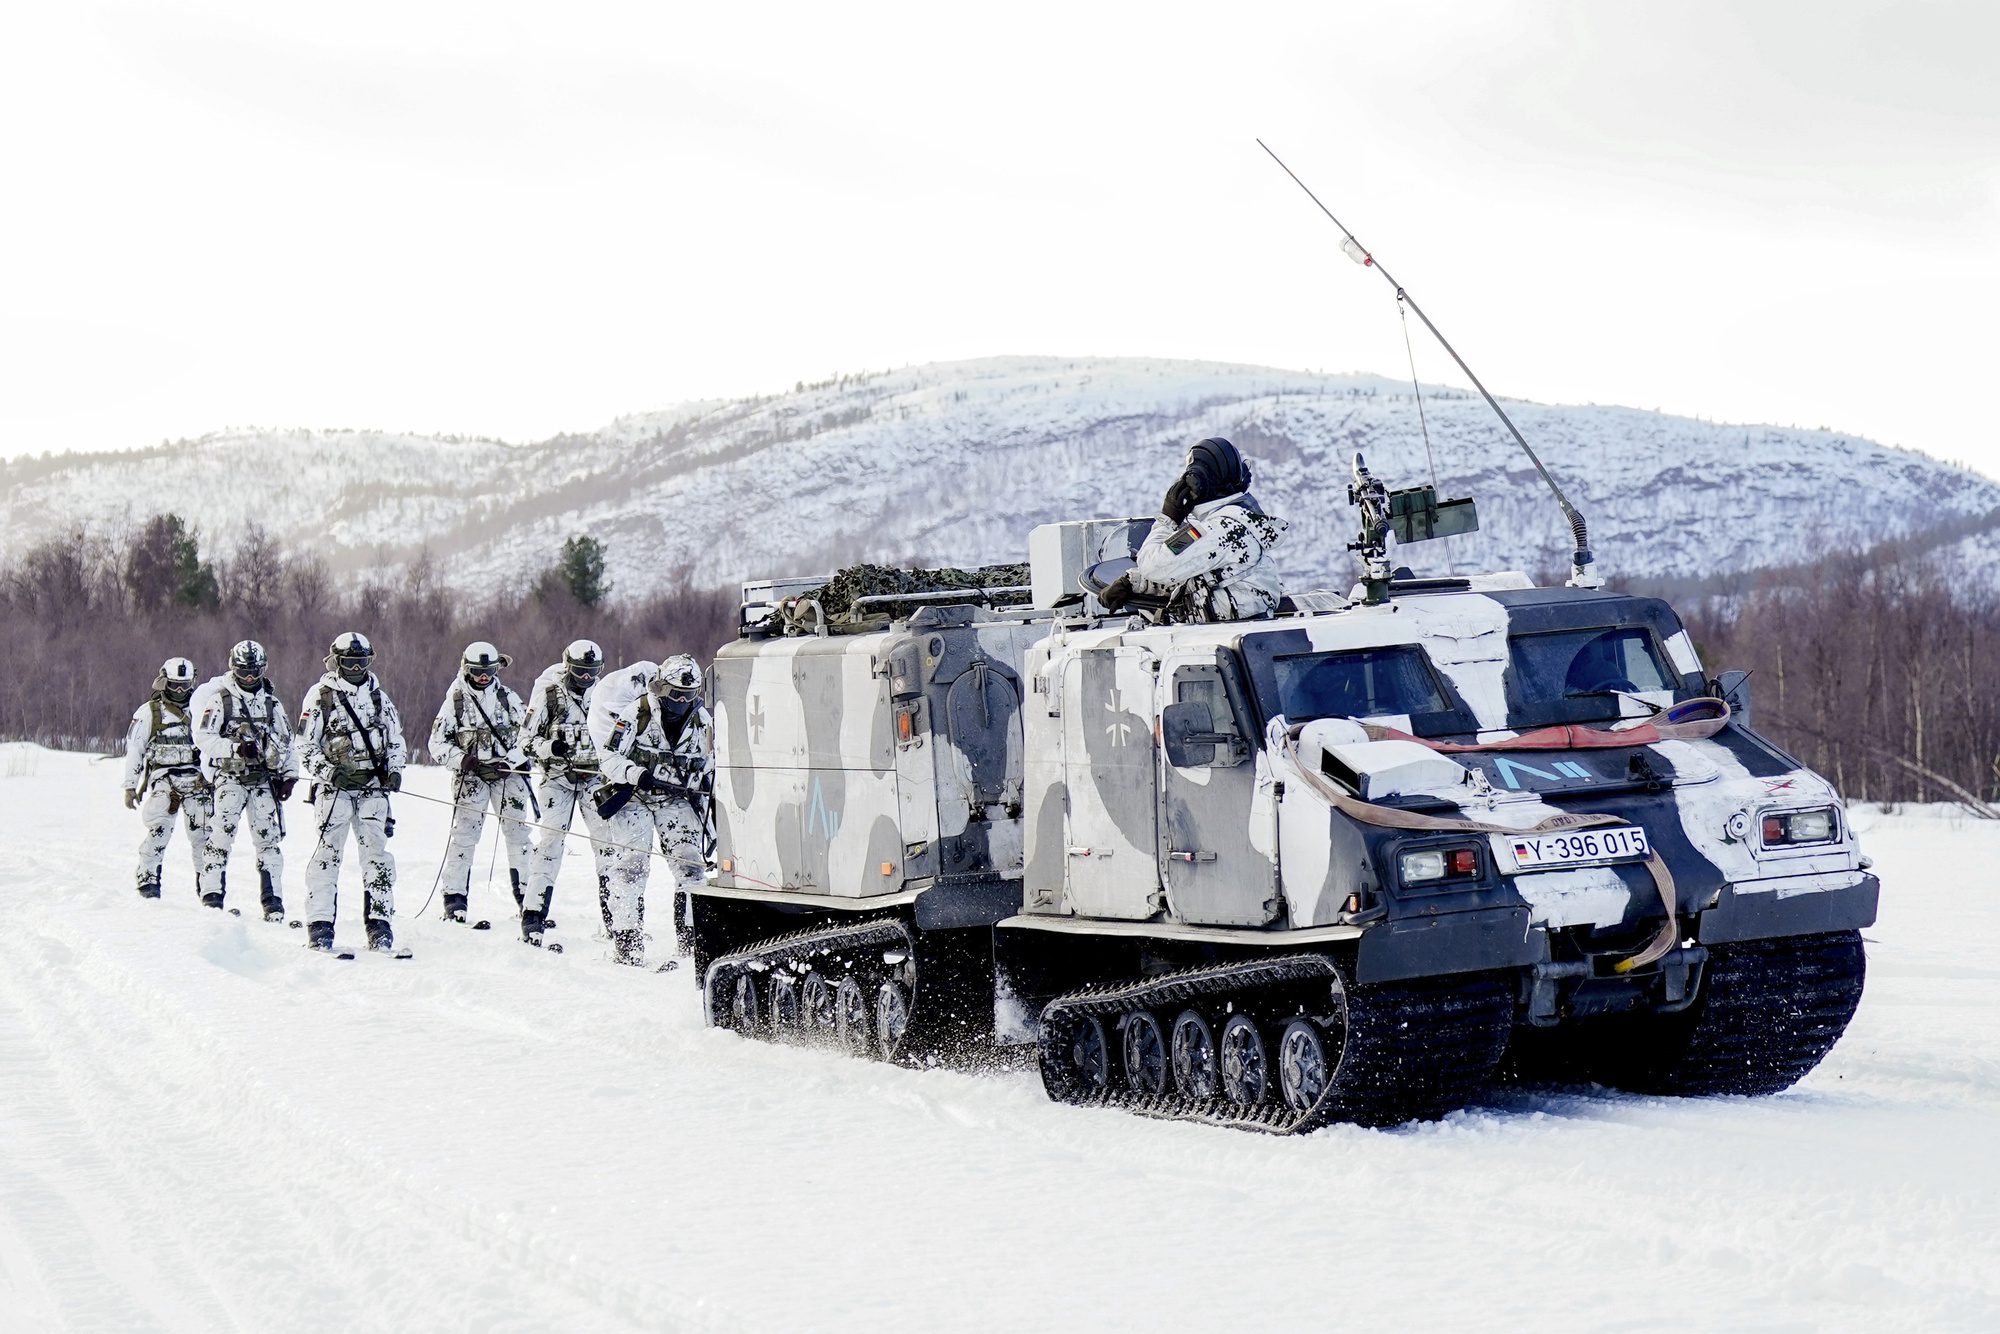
[1256,138,1601,586]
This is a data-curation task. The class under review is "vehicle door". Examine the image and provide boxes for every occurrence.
[1059,645,1161,919]
[1157,652,1275,926]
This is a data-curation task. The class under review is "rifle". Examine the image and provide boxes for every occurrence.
[333,690,396,838]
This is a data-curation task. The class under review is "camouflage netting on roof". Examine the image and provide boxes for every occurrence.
[766,562,1032,636]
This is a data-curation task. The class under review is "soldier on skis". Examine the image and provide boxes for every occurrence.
[429,641,535,926]
[122,657,214,901]
[587,654,713,967]
[192,640,297,921]
[517,639,616,947]
[297,632,406,954]
[1099,437,1288,622]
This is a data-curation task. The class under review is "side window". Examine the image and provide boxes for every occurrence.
[1174,664,1242,742]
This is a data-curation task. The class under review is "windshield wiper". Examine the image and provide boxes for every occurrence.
[1562,688,1665,717]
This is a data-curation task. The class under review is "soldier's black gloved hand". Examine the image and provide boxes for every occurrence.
[384,772,402,792]
[549,737,572,758]
[1162,476,1199,524]
[1099,573,1136,613]
[459,753,479,774]
[637,771,667,792]
[236,739,260,759]
[124,789,139,810]
[274,778,296,801]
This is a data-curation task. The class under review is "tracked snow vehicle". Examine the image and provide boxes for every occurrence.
[689,160,1873,1128]
[688,456,1876,1130]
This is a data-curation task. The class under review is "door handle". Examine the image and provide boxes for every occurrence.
[1167,849,1216,863]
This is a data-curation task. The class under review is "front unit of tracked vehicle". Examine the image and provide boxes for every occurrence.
[688,517,1877,1130]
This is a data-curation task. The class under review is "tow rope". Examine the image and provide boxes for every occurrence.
[1270,719,1681,974]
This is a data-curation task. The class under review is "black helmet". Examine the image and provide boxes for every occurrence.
[328,631,374,685]
[563,639,603,691]
[229,639,267,688]
[1183,437,1252,506]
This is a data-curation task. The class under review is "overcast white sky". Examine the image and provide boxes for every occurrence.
[2,0,1996,477]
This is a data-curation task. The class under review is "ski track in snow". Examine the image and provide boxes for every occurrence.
[3,742,1998,1332]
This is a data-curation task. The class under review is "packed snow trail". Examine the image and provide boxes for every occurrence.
[2,743,1998,1331]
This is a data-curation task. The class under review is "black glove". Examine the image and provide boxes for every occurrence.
[1162,475,1199,524]
[459,753,479,774]
[236,738,260,759]
[549,737,572,758]
[1099,572,1135,613]
[274,778,296,801]
[384,771,402,792]
[637,770,667,793]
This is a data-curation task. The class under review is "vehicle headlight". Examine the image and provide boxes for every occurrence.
[1399,847,1479,885]
[1401,850,1446,883]
[1760,807,1838,847]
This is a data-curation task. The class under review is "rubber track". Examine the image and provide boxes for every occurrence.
[1036,955,1513,1133]
[702,917,914,1052]
[1600,929,1866,1096]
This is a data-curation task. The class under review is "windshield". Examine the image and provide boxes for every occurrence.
[1272,646,1449,724]
[1507,627,1678,723]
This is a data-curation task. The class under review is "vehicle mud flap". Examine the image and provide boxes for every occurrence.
[1036,954,1513,1132]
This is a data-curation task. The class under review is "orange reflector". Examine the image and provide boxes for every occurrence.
[881,862,895,876]
[1344,893,1359,913]
[897,711,912,740]
[720,858,734,872]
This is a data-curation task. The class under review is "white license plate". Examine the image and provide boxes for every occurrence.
[1497,825,1650,872]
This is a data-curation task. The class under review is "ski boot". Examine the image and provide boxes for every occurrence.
[136,876,162,900]
[520,908,545,948]
[443,892,468,925]
[259,869,286,923]
[201,891,225,910]
[611,929,644,967]
[306,921,336,952]
[366,917,394,953]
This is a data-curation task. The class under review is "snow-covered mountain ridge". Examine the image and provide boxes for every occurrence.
[5,356,1995,596]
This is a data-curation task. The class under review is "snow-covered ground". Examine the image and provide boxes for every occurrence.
[3,742,1997,1332]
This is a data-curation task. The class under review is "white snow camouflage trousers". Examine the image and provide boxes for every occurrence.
[305,788,395,925]
[601,795,704,934]
[201,776,285,908]
[136,772,212,892]
[526,770,617,918]
[440,772,535,908]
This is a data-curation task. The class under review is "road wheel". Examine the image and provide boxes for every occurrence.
[1220,1014,1270,1108]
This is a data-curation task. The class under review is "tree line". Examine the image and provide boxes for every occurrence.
[1656,552,1999,814]
[5,515,1995,813]
[1,519,733,753]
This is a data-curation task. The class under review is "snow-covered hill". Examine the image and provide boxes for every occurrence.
[3,741,1998,1330]
[6,356,1996,596]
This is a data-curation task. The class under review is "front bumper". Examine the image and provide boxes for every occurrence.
[1697,871,1880,945]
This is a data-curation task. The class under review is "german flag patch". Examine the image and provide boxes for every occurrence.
[1163,523,1202,555]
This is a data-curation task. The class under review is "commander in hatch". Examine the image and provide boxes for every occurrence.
[1099,437,1288,623]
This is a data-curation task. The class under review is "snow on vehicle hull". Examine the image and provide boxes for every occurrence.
[689,536,1877,1128]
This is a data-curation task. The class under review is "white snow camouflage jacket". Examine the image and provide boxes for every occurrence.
[122,694,201,793]
[1132,492,1288,621]
[192,674,299,781]
[428,675,528,773]
[297,672,407,788]
[587,660,713,791]
[521,663,602,775]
